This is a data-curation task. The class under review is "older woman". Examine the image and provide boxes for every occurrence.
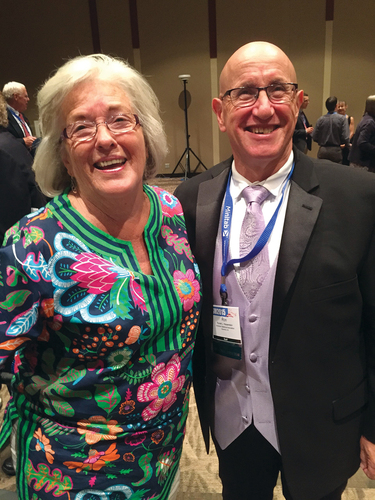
[0,55,201,500]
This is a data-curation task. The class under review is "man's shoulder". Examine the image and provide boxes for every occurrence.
[301,153,375,189]
[333,113,346,123]
[359,114,375,127]
[6,107,15,121]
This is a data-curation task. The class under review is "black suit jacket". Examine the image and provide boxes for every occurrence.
[0,128,45,243]
[6,107,34,146]
[175,148,375,499]
[293,110,312,151]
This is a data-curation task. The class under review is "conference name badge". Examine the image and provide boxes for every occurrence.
[212,305,242,360]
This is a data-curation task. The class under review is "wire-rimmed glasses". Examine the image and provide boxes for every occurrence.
[61,113,140,143]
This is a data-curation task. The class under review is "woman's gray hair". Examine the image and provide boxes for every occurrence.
[33,54,167,198]
[0,92,9,128]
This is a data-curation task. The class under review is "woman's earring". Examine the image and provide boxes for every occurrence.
[71,177,78,194]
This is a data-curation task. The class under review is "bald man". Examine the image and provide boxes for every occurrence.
[175,42,375,500]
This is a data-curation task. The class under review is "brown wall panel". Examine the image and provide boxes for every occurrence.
[1,0,374,174]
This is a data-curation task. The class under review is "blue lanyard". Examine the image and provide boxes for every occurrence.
[9,109,21,121]
[9,109,27,129]
[220,163,294,305]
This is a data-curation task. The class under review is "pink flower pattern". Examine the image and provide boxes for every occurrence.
[71,253,119,294]
[71,253,134,294]
[137,354,185,421]
[173,269,201,311]
[153,187,183,218]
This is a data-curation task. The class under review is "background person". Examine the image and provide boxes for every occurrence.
[349,95,375,172]
[312,96,350,163]
[337,100,355,165]
[175,41,375,500]
[0,54,201,500]
[0,91,45,243]
[292,92,313,153]
[2,82,39,156]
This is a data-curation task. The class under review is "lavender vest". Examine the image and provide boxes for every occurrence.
[212,224,280,452]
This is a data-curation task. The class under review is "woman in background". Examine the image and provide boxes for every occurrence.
[0,54,201,500]
[337,100,355,165]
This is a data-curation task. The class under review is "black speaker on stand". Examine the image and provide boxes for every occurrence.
[172,74,207,179]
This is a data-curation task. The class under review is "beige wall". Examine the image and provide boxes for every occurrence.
[137,0,212,173]
[2,1,375,173]
[331,0,375,129]
[1,2,93,115]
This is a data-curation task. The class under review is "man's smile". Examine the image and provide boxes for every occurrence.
[245,126,279,134]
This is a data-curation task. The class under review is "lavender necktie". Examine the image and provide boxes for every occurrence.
[239,185,270,301]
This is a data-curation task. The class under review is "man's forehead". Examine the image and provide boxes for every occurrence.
[221,59,295,90]
[220,43,296,91]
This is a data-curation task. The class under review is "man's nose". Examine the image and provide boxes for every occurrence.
[253,90,274,117]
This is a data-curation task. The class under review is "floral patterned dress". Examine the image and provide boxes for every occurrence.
[0,185,201,500]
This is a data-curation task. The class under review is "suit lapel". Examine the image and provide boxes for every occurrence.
[7,109,23,139]
[270,152,322,355]
[195,162,230,268]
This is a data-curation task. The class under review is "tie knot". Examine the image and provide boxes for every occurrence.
[242,185,270,206]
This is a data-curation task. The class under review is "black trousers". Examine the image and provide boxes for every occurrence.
[213,424,347,500]
[317,146,343,164]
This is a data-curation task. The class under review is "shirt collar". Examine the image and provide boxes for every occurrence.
[231,150,294,201]
[7,105,20,117]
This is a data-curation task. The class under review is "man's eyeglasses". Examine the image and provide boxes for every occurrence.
[221,83,298,108]
[61,113,140,143]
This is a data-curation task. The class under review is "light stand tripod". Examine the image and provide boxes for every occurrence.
[172,75,207,178]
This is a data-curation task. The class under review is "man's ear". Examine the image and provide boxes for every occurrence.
[296,90,304,109]
[294,90,304,118]
[212,97,227,133]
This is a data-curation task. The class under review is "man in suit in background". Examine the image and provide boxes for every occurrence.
[293,92,313,153]
[175,41,375,500]
[2,81,38,156]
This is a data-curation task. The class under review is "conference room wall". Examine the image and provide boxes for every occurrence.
[1,1,374,173]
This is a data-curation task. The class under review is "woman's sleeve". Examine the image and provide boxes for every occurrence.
[0,219,52,368]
